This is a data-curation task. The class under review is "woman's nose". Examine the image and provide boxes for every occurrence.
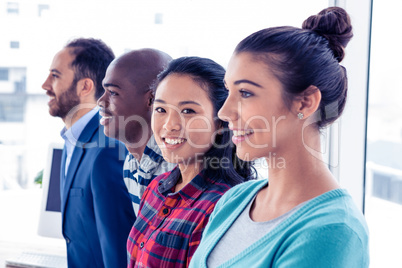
[163,111,182,132]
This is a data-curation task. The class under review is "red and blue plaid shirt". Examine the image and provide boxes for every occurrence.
[127,167,231,268]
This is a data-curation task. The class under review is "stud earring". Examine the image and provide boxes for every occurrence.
[297,112,304,119]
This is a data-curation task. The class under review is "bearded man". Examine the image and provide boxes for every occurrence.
[42,38,135,268]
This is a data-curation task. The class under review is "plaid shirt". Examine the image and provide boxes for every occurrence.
[123,135,176,215]
[127,167,231,268]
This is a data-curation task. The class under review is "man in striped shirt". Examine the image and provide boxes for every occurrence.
[122,135,175,214]
[97,48,175,215]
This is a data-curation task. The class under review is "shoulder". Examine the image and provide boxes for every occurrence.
[300,189,366,227]
[144,170,174,192]
[88,129,126,163]
[286,189,369,253]
[300,189,368,233]
[277,221,369,267]
[87,135,126,178]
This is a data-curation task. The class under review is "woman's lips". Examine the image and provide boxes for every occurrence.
[231,129,254,144]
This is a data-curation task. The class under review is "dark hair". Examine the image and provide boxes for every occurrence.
[235,7,353,128]
[156,56,255,186]
[66,38,115,100]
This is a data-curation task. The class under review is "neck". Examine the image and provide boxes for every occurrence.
[126,144,147,162]
[263,129,339,205]
[249,126,340,222]
[62,104,96,129]
[125,128,152,162]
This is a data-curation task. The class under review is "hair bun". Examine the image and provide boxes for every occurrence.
[302,7,353,62]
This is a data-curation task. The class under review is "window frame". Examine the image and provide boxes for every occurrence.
[329,0,373,212]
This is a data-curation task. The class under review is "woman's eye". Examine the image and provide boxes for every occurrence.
[182,108,195,114]
[52,74,59,78]
[239,89,253,98]
[155,107,165,113]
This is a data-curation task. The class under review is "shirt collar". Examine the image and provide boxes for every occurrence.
[60,107,99,146]
[131,135,168,172]
[158,167,210,205]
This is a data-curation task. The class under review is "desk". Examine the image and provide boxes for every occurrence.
[0,189,66,268]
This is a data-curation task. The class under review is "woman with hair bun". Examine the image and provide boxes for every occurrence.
[190,7,369,267]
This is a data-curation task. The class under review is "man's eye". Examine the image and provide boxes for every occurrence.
[155,107,165,113]
[109,90,118,96]
[182,109,195,114]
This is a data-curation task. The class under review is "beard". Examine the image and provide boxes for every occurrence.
[49,80,81,119]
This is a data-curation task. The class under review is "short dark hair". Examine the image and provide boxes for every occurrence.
[156,56,255,186]
[66,38,115,99]
[235,7,353,128]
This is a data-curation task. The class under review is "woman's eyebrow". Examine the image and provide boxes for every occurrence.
[178,101,201,106]
[153,99,165,104]
[153,99,201,106]
[234,79,262,88]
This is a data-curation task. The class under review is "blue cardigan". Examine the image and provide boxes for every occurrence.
[190,179,369,268]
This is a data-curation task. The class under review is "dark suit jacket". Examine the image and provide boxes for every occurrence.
[60,112,135,268]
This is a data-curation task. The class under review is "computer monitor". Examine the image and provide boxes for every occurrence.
[37,143,64,239]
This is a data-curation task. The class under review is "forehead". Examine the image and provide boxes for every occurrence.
[225,52,277,85]
[156,74,211,104]
[103,60,147,89]
[103,62,127,81]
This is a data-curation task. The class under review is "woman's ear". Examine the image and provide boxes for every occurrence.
[294,85,321,120]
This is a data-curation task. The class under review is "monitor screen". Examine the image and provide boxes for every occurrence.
[38,143,64,239]
[46,147,62,212]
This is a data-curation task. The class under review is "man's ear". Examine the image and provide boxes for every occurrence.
[76,78,95,98]
[147,91,155,108]
[293,85,321,119]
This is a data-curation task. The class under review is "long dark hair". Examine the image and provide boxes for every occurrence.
[235,7,353,128]
[155,56,255,186]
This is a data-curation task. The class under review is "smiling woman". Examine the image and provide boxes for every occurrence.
[126,56,254,268]
[153,74,218,176]
[190,7,369,268]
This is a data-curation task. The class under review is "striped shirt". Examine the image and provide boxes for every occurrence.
[127,167,231,268]
[123,135,176,215]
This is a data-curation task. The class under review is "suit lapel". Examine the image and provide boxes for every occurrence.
[61,112,100,217]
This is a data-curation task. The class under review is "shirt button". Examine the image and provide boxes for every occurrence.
[140,242,144,248]
[65,237,70,243]
[163,208,169,215]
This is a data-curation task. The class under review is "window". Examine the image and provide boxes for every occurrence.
[364,0,402,267]
[38,4,50,17]
[7,2,19,15]
[154,13,163,24]
[0,68,9,81]
[10,41,20,49]
[0,68,26,122]
[0,94,26,122]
